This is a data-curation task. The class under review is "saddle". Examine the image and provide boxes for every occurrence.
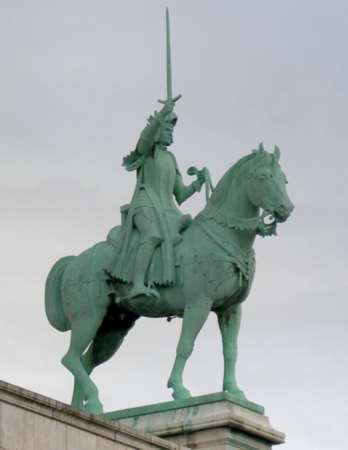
[106,205,192,287]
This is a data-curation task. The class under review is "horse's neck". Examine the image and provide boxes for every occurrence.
[203,176,259,254]
[226,176,257,219]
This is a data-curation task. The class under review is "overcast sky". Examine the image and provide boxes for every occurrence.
[1,1,347,449]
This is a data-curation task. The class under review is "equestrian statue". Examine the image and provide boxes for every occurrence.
[45,9,294,415]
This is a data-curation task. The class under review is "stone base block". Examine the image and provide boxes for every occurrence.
[105,392,285,450]
[0,380,188,450]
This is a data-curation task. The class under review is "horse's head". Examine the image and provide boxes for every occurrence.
[246,144,294,223]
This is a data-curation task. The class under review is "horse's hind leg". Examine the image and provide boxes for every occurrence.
[71,308,139,410]
[167,300,212,400]
[71,352,94,410]
[62,317,104,414]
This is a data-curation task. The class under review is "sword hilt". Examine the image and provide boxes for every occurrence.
[158,94,182,105]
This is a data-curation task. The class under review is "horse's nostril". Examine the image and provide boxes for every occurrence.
[281,204,294,214]
[284,204,294,214]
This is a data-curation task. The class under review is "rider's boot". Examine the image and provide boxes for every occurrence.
[127,237,162,300]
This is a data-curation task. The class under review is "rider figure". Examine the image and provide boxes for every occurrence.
[115,99,205,299]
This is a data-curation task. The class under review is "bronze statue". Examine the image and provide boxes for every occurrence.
[113,99,206,300]
[113,11,207,300]
[45,9,294,415]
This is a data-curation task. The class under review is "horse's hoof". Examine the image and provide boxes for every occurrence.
[171,386,192,400]
[224,386,247,401]
[84,399,104,415]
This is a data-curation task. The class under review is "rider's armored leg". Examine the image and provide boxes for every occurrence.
[128,208,163,299]
[131,236,162,298]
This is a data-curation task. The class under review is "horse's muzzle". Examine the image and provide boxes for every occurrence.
[274,203,294,222]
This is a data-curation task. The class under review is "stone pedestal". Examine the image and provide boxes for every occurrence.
[0,380,188,450]
[105,392,285,450]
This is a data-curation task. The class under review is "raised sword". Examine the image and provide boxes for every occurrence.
[159,8,181,104]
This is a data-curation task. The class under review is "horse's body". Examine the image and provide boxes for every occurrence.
[45,147,293,414]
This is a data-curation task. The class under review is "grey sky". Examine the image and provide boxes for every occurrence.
[1,1,347,449]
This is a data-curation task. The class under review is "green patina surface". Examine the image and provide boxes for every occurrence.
[104,392,264,421]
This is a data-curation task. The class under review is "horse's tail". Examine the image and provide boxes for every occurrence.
[45,256,75,332]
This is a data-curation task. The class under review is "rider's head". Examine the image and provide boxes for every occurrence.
[158,112,177,147]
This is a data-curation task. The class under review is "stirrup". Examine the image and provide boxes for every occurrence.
[115,285,160,304]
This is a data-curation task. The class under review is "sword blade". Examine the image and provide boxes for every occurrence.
[166,8,173,101]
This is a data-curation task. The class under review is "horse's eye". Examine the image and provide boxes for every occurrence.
[281,171,288,184]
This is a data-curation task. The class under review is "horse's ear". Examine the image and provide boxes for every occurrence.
[258,142,265,152]
[274,145,281,161]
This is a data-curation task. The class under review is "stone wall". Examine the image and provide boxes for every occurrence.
[0,380,188,450]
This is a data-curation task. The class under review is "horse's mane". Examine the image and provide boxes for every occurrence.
[209,149,273,210]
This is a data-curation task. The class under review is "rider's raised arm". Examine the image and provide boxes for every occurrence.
[137,102,173,154]
[174,170,204,206]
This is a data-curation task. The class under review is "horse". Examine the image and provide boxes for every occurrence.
[45,145,294,415]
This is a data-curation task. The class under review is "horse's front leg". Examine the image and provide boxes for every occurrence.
[217,304,246,399]
[168,300,212,400]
